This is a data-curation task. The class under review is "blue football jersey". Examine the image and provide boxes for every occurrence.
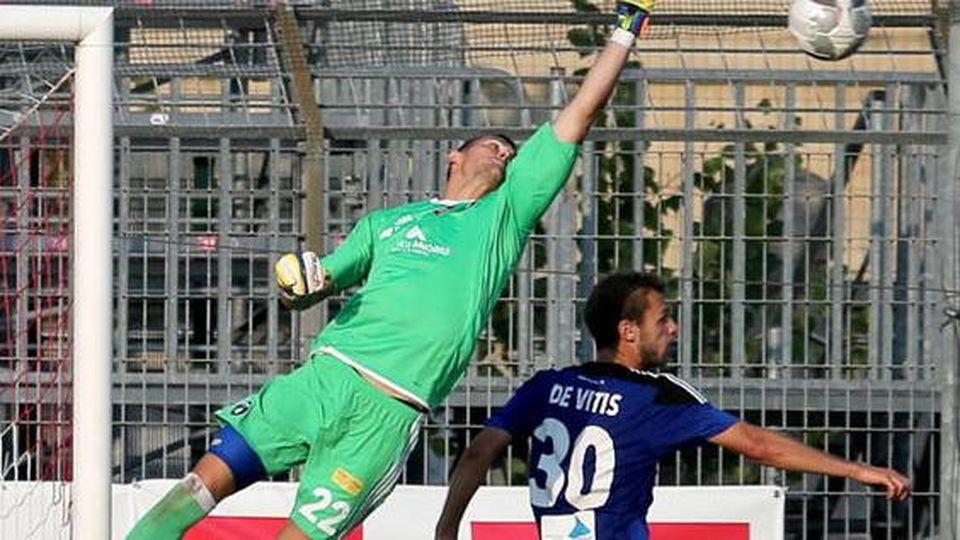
[487,362,738,540]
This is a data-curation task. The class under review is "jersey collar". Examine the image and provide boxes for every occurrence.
[430,197,475,207]
[579,361,661,383]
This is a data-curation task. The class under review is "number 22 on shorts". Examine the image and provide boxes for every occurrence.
[298,487,352,535]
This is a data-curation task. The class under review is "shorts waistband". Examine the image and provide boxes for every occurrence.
[313,352,428,417]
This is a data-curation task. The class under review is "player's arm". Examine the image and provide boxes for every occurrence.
[709,421,911,501]
[435,371,545,539]
[500,1,653,232]
[552,0,653,143]
[275,215,375,310]
[435,428,513,540]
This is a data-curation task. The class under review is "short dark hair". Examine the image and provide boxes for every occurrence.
[446,134,518,183]
[456,133,517,154]
[584,272,666,350]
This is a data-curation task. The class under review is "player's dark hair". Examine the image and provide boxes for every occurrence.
[456,133,517,154]
[445,134,518,183]
[584,272,666,350]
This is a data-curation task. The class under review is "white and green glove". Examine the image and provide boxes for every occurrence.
[275,251,328,310]
[616,0,655,37]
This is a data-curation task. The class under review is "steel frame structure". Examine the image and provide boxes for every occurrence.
[0,2,953,538]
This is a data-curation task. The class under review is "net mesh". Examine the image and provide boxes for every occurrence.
[309,0,935,66]
[0,0,934,13]
[371,0,932,13]
[0,1,935,72]
[0,56,74,538]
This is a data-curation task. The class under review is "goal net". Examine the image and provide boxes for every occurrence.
[0,65,74,538]
[302,0,937,68]
[0,6,113,539]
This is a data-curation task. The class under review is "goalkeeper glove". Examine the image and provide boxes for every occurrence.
[275,251,328,310]
[616,0,654,37]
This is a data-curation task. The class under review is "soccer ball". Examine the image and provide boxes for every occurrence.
[788,0,872,61]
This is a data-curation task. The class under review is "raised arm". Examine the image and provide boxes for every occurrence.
[710,422,911,501]
[435,428,513,540]
[553,0,654,143]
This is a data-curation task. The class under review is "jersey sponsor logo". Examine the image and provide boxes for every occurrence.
[377,216,452,257]
[404,226,426,242]
[570,516,593,538]
[548,384,621,417]
[540,511,596,540]
[390,224,451,257]
[378,215,416,241]
[332,467,364,496]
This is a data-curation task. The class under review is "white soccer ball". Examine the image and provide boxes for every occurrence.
[788,0,872,61]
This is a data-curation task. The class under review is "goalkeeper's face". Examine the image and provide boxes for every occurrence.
[449,136,517,190]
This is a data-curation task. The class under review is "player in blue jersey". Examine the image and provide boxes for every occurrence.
[435,272,911,540]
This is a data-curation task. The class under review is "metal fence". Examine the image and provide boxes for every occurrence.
[0,2,954,539]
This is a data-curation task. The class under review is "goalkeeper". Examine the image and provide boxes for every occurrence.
[127,2,654,539]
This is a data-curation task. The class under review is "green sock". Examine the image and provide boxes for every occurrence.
[127,474,216,540]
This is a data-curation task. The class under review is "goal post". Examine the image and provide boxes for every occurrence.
[0,5,114,538]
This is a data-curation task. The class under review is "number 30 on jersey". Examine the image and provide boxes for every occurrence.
[530,418,615,510]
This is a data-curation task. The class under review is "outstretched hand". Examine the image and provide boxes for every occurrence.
[853,464,912,501]
[616,0,655,36]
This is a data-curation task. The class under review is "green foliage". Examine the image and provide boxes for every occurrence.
[568,0,683,274]
[568,0,607,56]
[692,105,798,375]
[567,27,606,52]
[571,0,599,12]
[690,101,869,379]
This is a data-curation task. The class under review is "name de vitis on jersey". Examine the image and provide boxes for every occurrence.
[548,383,622,417]
[378,214,451,257]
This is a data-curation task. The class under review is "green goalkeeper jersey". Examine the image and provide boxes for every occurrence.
[311,123,578,408]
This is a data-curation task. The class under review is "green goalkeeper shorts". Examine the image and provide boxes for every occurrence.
[215,353,423,539]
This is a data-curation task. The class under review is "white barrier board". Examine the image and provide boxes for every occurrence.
[1,482,783,539]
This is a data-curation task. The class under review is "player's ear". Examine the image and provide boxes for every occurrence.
[618,319,635,342]
[448,149,462,167]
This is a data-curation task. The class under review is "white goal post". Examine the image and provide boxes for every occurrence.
[0,5,114,538]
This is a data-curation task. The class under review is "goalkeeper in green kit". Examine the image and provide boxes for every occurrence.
[128,2,654,538]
